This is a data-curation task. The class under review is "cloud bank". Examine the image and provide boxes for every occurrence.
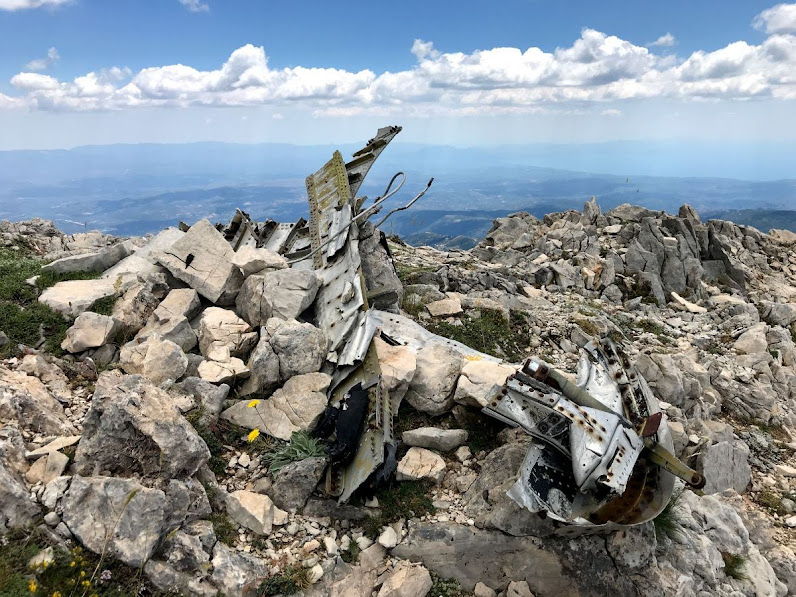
[0,0,71,10]
[178,0,209,13]
[3,4,795,114]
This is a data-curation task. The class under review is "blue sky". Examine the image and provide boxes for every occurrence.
[0,0,795,151]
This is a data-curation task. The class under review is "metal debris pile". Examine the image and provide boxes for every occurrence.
[221,125,704,530]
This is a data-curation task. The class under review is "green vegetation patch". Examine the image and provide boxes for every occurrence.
[756,489,787,515]
[429,572,471,597]
[653,489,685,542]
[721,552,748,581]
[363,480,436,539]
[263,432,325,476]
[428,309,532,362]
[209,511,238,546]
[0,248,102,355]
[0,526,160,597]
[257,564,310,596]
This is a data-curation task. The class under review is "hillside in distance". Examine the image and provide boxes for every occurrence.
[0,140,793,243]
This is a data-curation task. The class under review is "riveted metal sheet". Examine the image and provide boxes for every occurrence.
[346,126,402,199]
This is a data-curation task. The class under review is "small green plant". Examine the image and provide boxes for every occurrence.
[264,431,325,475]
[88,295,117,316]
[258,564,310,596]
[209,512,238,546]
[340,541,360,564]
[636,319,664,336]
[721,552,748,581]
[653,489,685,541]
[363,480,437,539]
[429,572,470,597]
[757,489,787,515]
[428,309,532,362]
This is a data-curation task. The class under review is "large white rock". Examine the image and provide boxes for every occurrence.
[426,297,463,318]
[104,228,184,279]
[38,275,135,318]
[226,490,275,535]
[119,334,188,385]
[61,311,121,353]
[454,359,516,408]
[377,561,433,597]
[197,358,250,384]
[197,307,258,360]
[397,447,446,483]
[260,268,320,320]
[221,372,330,440]
[374,336,416,411]
[268,318,326,380]
[155,219,243,305]
[403,427,468,452]
[405,343,462,416]
[734,322,769,355]
[135,288,201,351]
[231,246,287,277]
[41,240,134,275]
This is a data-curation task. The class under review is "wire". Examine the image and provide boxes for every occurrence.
[285,173,431,266]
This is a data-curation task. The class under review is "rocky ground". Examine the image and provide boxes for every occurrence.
[0,201,795,597]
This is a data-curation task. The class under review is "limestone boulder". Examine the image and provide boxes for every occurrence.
[403,427,468,453]
[74,371,209,479]
[222,372,330,440]
[0,365,76,435]
[104,228,183,279]
[231,245,287,277]
[374,336,416,410]
[405,343,462,416]
[0,444,40,532]
[41,239,134,275]
[427,297,463,318]
[260,268,320,320]
[198,307,258,360]
[238,333,280,396]
[39,275,134,318]
[454,360,515,408]
[377,561,432,597]
[174,377,229,425]
[268,456,327,512]
[119,334,188,385]
[197,358,250,384]
[111,280,165,332]
[211,543,268,597]
[61,312,121,353]
[235,274,273,328]
[268,318,326,380]
[734,322,769,355]
[397,447,446,483]
[695,440,751,494]
[226,490,276,535]
[62,476,167,568]
[155,218,244,305]
[760,301,796,327]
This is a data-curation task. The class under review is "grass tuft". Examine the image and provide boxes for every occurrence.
[209,512,238,546]
[264,432,325,476]
[257,564,310,596]
[363,480,436,539]
[427,309,532,362]
[653,489,685,542]
[429,572,470,597]
[756,489,787,515]
[721,552,748,581]
[340,541,360,564]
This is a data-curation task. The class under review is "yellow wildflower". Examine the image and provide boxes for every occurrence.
[247,428,260,443]
[69,561,76,567]
[79,570,86,577]
[28,579,37,593]
[247,399,261,408]
[81,580,91,588]
[52,592,62,597]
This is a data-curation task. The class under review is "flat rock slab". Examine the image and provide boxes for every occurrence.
[155,219,243,305]
[392,521,569,593]
[396,447,446,483]
[402,427,468,452]
[226,490,277,535]
[695,440,751,494]
[42,240,134,275]
[38,275,135,318]
[427,297,463,318]
[61,312,121,353]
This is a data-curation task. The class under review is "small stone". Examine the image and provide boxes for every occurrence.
[775,464,796,478]
[43,512,60,527]
[377,526,398,549]
[474,583,497,597]
[455,446,472,463]
[302,539,320,554]
[355,536,373,550]
[323,536,338,556]
[308,563,324,584]
[396,447,446,483]
[238,453,251,468]
[785,516,796,528]
[402,427,468,452]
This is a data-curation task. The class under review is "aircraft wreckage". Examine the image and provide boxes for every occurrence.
[217,125,705,531]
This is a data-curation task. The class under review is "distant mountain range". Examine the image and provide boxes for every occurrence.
[0,141,793,246]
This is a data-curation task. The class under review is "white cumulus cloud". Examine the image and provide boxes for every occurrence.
[4,6,796,113]
[25,47,60,71]
[753,3,796,34]
[0,0,71,10]
[648,33,677,47]
[178,0,209,13]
